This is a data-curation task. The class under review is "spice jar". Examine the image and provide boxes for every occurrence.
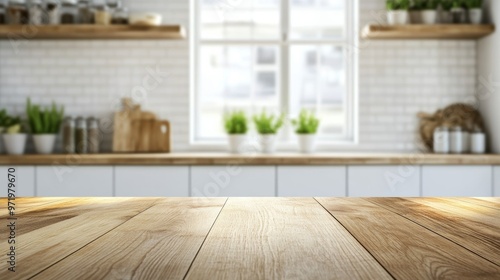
[7,0,28,24]
[470,126,486,154]
[77,0,93,23]
[87,117,100,154]
[450,126,463,154]
[45,0,59,24]
[0,1,7,24]
[111,6,127,24]
[433,126,449,154]
[75,116,88,154]
[60,0,77,24]
[28,0,42,25]
[62,117,75,154]
[94,3,110,25]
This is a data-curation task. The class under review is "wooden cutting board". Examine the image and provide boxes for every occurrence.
[130,119,171,153]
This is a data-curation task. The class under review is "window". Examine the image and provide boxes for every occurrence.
[193,0,356,143]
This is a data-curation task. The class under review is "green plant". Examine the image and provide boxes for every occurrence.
[452,0,466,8]
[26,98,65,134]
[224,111,248,134]
[423,0,440,9]
[0,110,23,134]
[410,0,425,10]
[441,0,454,10]
[253,111,284,135]
[386,0,411,10]
[465,0,482,8]
[291,110,320,134]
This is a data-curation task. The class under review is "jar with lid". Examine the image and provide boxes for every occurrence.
[94,3,110,25]
[62,117,75,154]
[28,0,42,25]
[75,117,88,154]
[45,0,59,24]
[0,1,7,24]
[60,0,77,24]
[87,117,100,154]
[470,126,486,154]
[77,0,93,23]
[450,126,463,154]
[111,6,127,24]
[7,0,28,24]
[433,126,450,154]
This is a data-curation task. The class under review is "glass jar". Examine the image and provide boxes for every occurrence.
[106,0,119,13]
[77,0,93,23]
[75,117,88,154]
[62,117,75,154]
[111,6,127,24]
[28,0,42,25]
[0,1,7,24]
[7,0,28,24]
[60,0,77,24]
[87,117,100,154]
[94,4,110,25]
[45,0,59,24]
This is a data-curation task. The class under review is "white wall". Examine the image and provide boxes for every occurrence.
[0,0,477,153]
[478,0,500,153]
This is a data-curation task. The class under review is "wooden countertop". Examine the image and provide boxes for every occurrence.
[1,152,500,165]
[1,197,499,279]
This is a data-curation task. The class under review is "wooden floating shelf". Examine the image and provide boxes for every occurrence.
[0,24,185,39]
[362,24,495,39]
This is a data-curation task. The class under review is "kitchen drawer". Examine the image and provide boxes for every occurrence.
[277,166,346,197]
[422,166,492,197]
[191,166,275,197]
[115,166,189,197]
[1,166,36,197]
[348,166,420,197]
[37,166,113,197]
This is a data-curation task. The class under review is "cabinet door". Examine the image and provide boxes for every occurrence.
[348,166,421,197]
[277,166,346,197]
[115,166,189,197]
[37,166,113,197]
[191,166,275,197]
[494,166,500,197]
[1,166,36,197]
[422,166,492,197]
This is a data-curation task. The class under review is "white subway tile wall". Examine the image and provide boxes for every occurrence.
[0,0,477,152]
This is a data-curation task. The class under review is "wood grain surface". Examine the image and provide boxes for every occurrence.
[362,24,495,39]
[1,197,499,280]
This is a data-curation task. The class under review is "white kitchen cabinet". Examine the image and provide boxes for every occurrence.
[348,166,421,197]
[1,166,36,197]
[494,166,500,197]
[277,166,346,197]
[191,166,275,197]
[422,166,492,197]
[115,166,189,197]
[37,166,113,197]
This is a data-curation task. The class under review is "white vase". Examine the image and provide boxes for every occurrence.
[468,8,483,24]
[3,134,27,155]
[297,134,316,153]
[421,10,437,24]
[387,10,409,25]
[228,134,247,154]
[440,11,453,23]
[259,134,277,154]
[409,11,422,24]
[33,134,57,154]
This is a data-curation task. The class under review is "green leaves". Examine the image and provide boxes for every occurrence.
[291,109,320,135]
[464,0,482,9]
[26,98,65,134]
[224,111,248,135]
[253,111,284,135]
[0,110,22,133]
[387,0,411,10]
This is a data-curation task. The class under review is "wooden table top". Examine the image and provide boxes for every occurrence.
[1,197,499,279]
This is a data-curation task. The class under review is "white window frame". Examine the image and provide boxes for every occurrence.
[190,0,358,149]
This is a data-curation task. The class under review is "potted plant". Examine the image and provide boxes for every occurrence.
[421,0,439,24]
[409,0,424,24]
[224,110,248,153]
[386,0,410,25]
[27,99,64,154]
[292,109,320,153]
[2,116,27,155]
[253,111,284,154]
[440,0,454,23]
[466,0,483,24]
[451,0,467,23]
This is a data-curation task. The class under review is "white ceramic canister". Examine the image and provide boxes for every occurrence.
[450,126,463,154]
[433,126,449,154]
[470,131,486,154]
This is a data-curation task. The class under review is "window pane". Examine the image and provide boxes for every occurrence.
[200,0,280,40]
[290,45,346,136]
[290,0,345,40]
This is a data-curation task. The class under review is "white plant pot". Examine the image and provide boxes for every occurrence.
[421,10,438,24]
[227,134,247,154]
[3,134,27,155]
[409,11,422,24]
[387,10,409,25]
[468,8,483,24]
[440,11,453,23]
[297,134,316,154]
[259,134,277,154]
[33,134,57,154]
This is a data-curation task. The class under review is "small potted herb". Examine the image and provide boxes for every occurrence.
[27,98,64,154]
[440,0,454,23]
[451,0,467,23]
[1,115,27,155]
[386,0,410,25]
[253,111,284,154]
[224,110,248,153]
[292,109,320,153]
[421,0,439,24]
[409,0,424,24]
[466,0,483,24]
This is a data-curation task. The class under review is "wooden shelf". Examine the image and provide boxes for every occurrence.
[0,25,185,39]
[362,24,495,40]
